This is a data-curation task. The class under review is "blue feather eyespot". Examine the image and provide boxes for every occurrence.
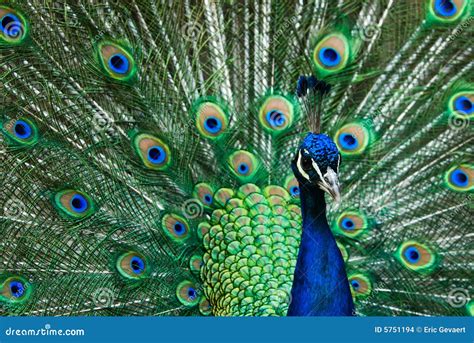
[335,123,371,156]
[238,163,249,174]
[116,252,148,279]
[404,246,421,263]
[454,96,473,115]
[133,134,171,170]
[108,53,129,74]
[195,101,228,139]
[228,150,262,182]
[449,92,474,119]
[338,133,358,150]
[289,186,300,196]
[130,256,145,274]
[334,211,368,238]
[435,0,457,16]
[69,194,88,213]
[445,164,473,191]
[162,213,190,243]
[193,183,215,209]
[266,110,286,127]
[0,276,31,303]
[96,41,136,81]
[348,274,372,298]
[13,120,31,139]
[176,280,200,307]
[319,47,341,67]
[204,117,222,133]
[341,217,355,230]
[0,7,27,44]
[313,33,352,77]
[53,190,95,219]
[147,146,166,164]
[258,95,297,133]
[396,241,437,273]
[428,0,467,22]
[2,118,38,145]
[284,174,300,199]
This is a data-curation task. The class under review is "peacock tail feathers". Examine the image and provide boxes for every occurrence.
[0,0,472,317]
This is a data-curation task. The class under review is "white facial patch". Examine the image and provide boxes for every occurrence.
[296,150,310,181]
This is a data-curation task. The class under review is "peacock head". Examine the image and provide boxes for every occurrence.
[291,132,341,201]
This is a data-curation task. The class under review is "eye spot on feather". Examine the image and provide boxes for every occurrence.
[319,47,341,67]
[449,92,474,118]
[429,0,467,22]
[13,120,31,139]
[454,96,473,115]
[97,41,136,81]
[435,0,457,16]
[2,118,38,145]
[195,101,228,139]
[193,183,215,209]
[0,276,31,303]
[70,194,88,213]
[147,146,166,164]
[108,53,129,74]
[228,150,262,182]
[239,163,249,174]
[284,174,300,199]
[445,164,473,191]
[176,280,200,307]
[334,211,368,238]
[162,213,190,242]
[116,252,148,279]
[53,190,95,219]
[396,241,437,273]
[341,217,354,230]
[0,7,27,44]
[133,134,171,170]
[313,33,351,76]
[130,256,145,274]
[258,95,296,133]
[348,274,372,298]
[404,246,420,263]
[335,123,370,155]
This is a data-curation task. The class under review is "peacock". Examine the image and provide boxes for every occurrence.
[0,0,472,318]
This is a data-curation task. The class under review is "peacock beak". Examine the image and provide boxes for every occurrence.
[319,167,341,203]
[326,178,341,202]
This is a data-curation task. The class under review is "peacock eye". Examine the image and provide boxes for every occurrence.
[116,251,149,279]
[301,156,312,170]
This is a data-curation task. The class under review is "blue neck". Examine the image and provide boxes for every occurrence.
[287,183,354,316]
